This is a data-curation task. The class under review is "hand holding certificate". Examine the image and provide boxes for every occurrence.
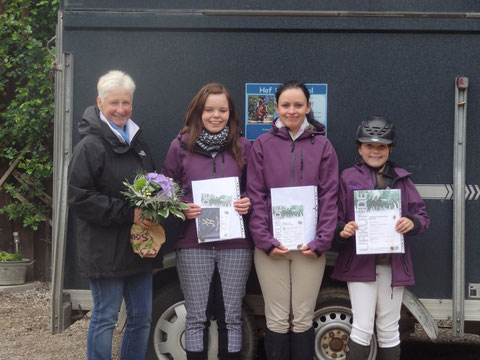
[192,177,246,243]
[354,189,404,255]
[271,186,318,250]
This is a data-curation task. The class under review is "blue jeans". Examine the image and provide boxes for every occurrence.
[87,271,152,360]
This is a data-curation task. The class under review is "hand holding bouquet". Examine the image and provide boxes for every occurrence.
[122,172,189,257]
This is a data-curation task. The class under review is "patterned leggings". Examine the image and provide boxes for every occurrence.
[177,248,253,354]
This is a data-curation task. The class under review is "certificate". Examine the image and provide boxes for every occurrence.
[271,186,318,250]
[354,189,404,255]
[192,177,245,243]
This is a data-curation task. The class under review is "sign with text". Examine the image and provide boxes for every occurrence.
[245,83,327,141]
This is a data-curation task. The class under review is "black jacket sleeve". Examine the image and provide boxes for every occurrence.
[67,136,134,226]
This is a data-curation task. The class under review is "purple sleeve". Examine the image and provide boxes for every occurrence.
[307,140,339,254]
[161,138,191,202]
[404,177,430,235]
[337,174,349,225]
[246,139,280,252]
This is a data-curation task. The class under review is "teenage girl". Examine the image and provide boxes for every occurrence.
[162,83,252,360]
[331,116,429,360]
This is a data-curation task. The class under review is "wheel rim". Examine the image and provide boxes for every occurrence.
[313,305,377,360]
[152,301,219,360]
[152,301,187,359]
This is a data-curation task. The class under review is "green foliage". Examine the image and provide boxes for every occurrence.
[0,250,23,261]
[121,173,189,223]
[0,0,59,230]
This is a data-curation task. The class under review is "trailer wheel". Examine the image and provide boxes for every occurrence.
[313,287,377,360]
[146,282,257,360]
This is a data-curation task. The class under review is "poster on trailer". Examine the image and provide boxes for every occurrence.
[245,83,328,141]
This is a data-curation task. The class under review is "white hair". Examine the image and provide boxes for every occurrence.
[97,70,136,101]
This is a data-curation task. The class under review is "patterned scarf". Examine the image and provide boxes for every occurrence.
[196,125,230,153]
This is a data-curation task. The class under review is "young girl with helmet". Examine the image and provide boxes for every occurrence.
[331,116,430,360]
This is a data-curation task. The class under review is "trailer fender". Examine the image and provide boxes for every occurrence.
[402,288,438,341]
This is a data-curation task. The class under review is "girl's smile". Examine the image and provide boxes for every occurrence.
[358,142,391,168]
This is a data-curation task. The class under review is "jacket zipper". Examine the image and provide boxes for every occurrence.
[370,168,377,189]
[212,154,217,178]
[300,150,304,181]
[291,141,295,186]
[221,153,225,177]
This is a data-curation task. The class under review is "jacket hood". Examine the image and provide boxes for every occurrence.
[78,105,104,138]
[271,117,326,138]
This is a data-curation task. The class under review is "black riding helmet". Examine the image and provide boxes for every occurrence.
[356,116,396,146]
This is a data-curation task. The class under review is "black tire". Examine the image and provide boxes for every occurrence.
[313,286,377,360]
[146,281,257,359]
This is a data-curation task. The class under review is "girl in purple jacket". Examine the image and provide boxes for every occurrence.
[162,83,252,360]
[331,116,429,360]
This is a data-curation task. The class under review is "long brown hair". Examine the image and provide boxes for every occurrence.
[181,83,244,168]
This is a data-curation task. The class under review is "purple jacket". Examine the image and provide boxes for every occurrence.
[247,119,339,254]
[161,132,253,249]
[331,163,430,286]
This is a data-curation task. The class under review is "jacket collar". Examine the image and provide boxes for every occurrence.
[78,106,140,154]
[270,117,325,140]
[355,161,411,184]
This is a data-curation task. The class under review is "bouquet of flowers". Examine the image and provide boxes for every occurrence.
[122,172,189,258]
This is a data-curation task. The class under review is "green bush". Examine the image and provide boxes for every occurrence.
[0,0,59,230]
[0,250,23,261]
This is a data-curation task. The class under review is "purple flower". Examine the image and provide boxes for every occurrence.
[146,173,175,199]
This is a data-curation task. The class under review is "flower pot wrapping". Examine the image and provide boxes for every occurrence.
[130,224,165,258]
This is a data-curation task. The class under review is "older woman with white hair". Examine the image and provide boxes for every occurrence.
[68,70,156,360]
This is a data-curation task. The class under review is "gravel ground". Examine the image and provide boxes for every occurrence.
[0,283,121,360]
[1,282,480,359]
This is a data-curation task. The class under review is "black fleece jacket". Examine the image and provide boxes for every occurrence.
[67,106,155,278]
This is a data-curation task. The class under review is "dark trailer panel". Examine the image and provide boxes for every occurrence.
[53,0,480,342]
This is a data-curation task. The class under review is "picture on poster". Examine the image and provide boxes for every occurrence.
[247,95,275,123]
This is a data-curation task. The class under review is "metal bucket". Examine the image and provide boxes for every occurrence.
[0,260,34,285]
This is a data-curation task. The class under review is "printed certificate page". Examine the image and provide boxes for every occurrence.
[192,177,245,243]
[354,189,404,255]
[271,186,318,250]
